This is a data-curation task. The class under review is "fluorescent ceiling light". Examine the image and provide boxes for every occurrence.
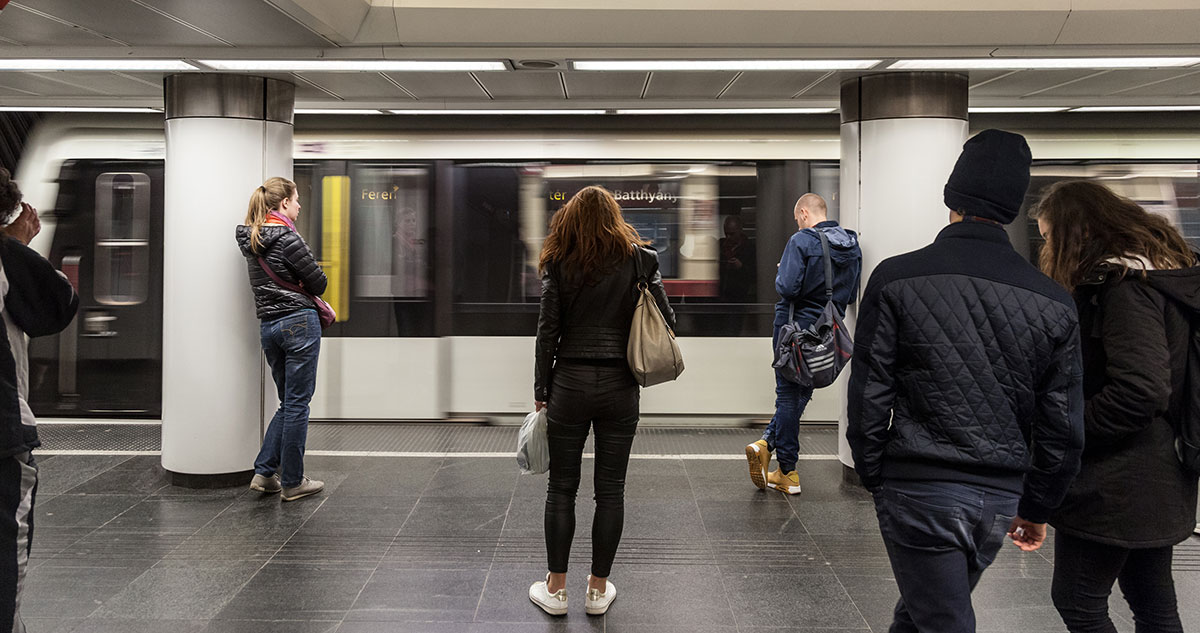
[890,57,1200,70]
[0,59,195,71]
[573,60,879,71]
[615,107,836,115]
[387,109,607,115]
[0,106,161,113]
[200,60,505,72]
[295,109,387,115]
[969,107,1068,113]
[1071,105,1200,112]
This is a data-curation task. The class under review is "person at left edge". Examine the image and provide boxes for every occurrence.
[0,168,79,633]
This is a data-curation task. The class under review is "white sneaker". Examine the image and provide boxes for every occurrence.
[529,573,568,616]
[1194,522,1200,535]
[585,576,616,615]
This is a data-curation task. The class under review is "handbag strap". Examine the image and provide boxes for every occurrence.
[257,256,317,303]
[632,244,648,288]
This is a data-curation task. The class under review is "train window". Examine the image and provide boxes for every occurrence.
[93,172,150,305]
[290,161,435,337]
[1019,162,1200,262]
[450,160,788,336]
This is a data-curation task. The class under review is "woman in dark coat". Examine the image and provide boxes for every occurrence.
[528,186,674,617]
[1035,180,1200,633]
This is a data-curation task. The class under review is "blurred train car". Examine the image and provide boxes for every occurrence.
[15,114,1200,421]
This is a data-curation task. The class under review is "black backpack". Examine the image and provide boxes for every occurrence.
[773,230,853,389]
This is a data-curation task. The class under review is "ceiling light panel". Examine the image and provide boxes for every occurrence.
[200,60,506,72]
[0,59,195,71]
[968,107,1068,113]
[891,58,1200,70]
[0,106,161,112]
[1070,105,1200,112]
[573,60,879,71]
[615,107,835,115]
[294,109,388,115]
[387,109,607,115]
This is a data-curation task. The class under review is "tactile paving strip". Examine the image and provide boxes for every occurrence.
[36,422,839,455]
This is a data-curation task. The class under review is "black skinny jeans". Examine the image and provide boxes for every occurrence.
[544,360,639,579]
[1052,531,1183,633]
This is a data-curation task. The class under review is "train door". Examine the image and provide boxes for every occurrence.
[28,160,164,417]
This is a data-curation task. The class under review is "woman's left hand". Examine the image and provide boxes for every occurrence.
[535,401,547,412]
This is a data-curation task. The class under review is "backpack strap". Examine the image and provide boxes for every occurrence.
[816,229,834,300]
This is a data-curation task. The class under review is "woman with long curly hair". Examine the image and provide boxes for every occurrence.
[529,185,674,617]
[1035,180,1200,632]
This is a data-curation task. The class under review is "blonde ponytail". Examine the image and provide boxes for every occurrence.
[244,177,296,254]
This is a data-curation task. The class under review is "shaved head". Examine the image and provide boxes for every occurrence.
[795,193,827,217]
[793,193,828,230]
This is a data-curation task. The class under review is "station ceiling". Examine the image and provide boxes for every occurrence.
[2,0,1200,113]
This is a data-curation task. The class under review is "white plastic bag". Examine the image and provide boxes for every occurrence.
[517,409,549,475]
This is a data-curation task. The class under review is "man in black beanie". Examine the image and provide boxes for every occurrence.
[847,129,1084,632]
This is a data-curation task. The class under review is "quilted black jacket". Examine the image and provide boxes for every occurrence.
[1050,265,1200,548]
[534,246,674,402]
[235,225,328,321]
[847,219,1085,523]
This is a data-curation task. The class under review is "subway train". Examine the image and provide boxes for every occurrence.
[14,114,1200,421]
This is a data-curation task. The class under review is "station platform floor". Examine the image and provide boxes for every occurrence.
[21,422,1200,633]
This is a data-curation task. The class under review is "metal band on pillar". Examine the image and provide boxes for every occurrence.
[840,72,968,124]
[836,71,968,485]
[165,74,295,123]
[161,73,295,488]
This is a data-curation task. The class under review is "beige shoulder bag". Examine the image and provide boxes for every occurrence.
[627,247,684,387]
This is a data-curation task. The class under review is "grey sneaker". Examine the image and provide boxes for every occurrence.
[249,473,281,493]
[281,476,324,502]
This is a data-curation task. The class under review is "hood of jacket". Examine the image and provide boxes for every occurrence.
[1143,264,1200,317]
[235,224,290,258]
[817,225,860,269]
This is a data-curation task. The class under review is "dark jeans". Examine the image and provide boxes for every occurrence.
[254,309,321,488]
[1052,532,1182,633]
[763,326,814,473]
[544,361,639,579]
[873,479,1019,633]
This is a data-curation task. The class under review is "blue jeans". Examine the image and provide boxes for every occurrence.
[762,325,814,473]
[254,309,321,488]
[873,479,1020,633]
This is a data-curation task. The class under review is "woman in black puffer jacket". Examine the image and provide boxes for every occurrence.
[1035,180,1200,633]
[235,177,328,502]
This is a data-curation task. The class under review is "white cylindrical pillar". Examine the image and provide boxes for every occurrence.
[837,72,969,478]
[161,74,295,485]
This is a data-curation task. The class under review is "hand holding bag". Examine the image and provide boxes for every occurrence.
[627,247,684,387]
[257,257,337,329]
[516,408,549,475]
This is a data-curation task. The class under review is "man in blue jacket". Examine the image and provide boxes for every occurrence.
[745,193,861,494]
[847,130,1084,632]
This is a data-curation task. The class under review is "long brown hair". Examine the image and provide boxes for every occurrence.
[538,185,649,281]
[1034,180,1197,290]
[244,177,296,254]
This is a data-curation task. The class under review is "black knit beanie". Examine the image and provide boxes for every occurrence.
[943,129,1032,224]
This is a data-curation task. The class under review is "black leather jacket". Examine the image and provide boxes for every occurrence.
[535,246,674,401]
[235,225,328,321]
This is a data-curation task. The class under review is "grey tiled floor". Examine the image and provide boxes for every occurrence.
[21,427,1200,633]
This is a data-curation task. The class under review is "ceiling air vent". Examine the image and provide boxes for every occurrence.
[516,60,560,70]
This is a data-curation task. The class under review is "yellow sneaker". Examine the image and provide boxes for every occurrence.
[766,469,802,495]
[745,440,770,490]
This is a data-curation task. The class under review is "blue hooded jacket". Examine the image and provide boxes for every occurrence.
[774,221,862,329]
